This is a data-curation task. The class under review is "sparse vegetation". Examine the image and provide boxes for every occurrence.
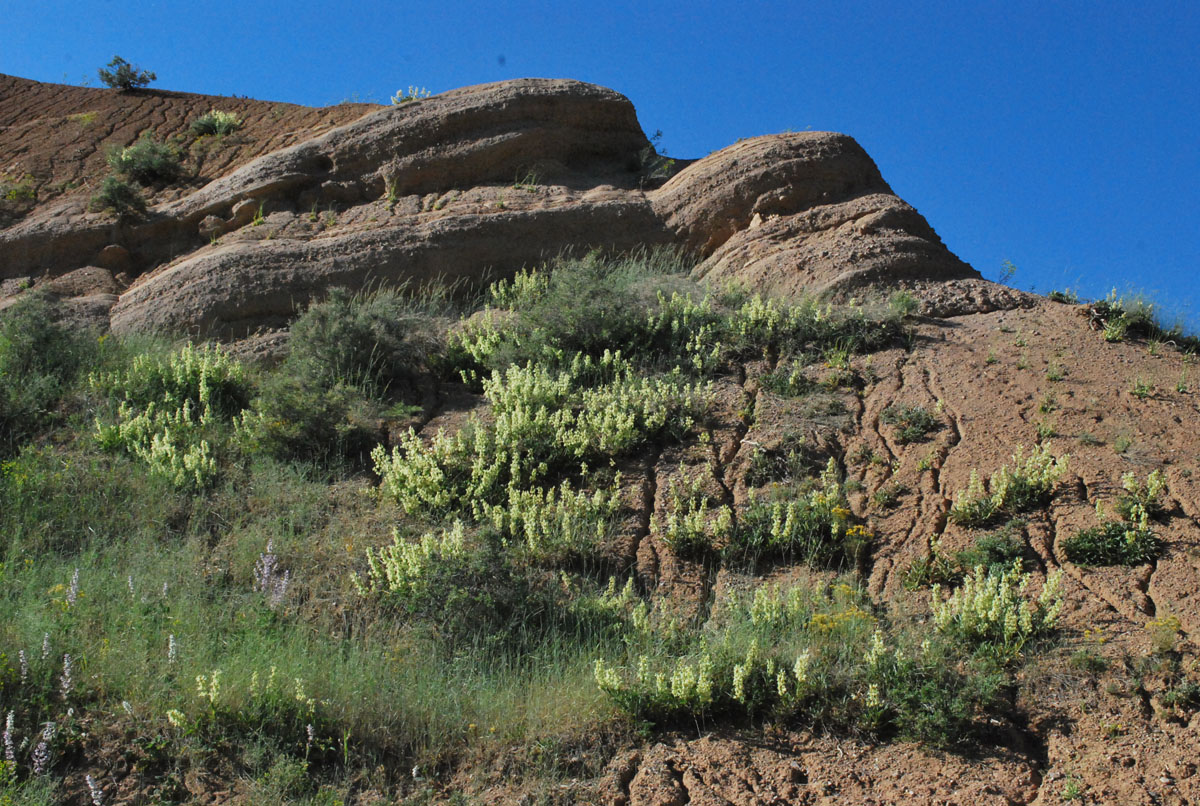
[1087,289,1200,352]
[0,249,1163,800]
[880,403,939,444]
[391,86,431,104]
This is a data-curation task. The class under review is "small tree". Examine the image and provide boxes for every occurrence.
[98,56,156,91]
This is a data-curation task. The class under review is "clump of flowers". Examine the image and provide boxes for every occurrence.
[727,458,869,567]
[254,540,291,609]
[950,445,1069,526]
[931,561,1064,659]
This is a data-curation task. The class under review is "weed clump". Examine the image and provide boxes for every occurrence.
[726,459,869,568]
[931,562,1064,661]
[949,444,1068,527]
[880,403,940,444]
[190,109,243,137]
[595,577,1008,746]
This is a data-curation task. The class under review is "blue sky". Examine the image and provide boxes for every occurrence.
[6,0,1199,330]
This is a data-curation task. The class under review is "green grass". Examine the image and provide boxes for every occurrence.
[0,253,1064,798]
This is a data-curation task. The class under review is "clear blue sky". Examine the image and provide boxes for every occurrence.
[6,1,1199,331]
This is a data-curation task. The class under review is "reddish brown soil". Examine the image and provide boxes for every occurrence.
[0,73,377,213]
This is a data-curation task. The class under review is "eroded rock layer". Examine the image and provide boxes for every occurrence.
[1,74,1020,338]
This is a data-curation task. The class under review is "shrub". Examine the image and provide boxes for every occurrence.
[351,522,576,646]
[97,55,156,90]
[287,287,444,398]
[451,250,906,380]
[190,109,243,137]
[234,375,376,467]
[949,444,1068,527]
[89,175,146,220]
[374,352,706,523]
[106,134,182,185]
[0,293,91,456]
[91,343,250,489]
[91,342,250,418]
[880,403,939,444]
[1063,519,1161,566]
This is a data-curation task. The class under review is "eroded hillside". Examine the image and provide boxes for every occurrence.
[0,75,1197,806]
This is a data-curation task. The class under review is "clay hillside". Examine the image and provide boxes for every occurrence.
[0,74,1198,806]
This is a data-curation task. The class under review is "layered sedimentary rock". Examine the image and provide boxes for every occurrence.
[0,75,1026,337]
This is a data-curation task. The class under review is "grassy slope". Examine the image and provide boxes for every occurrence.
[0,258,1194,805]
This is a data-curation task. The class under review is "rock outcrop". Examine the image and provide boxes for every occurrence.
[0,74,1025,338]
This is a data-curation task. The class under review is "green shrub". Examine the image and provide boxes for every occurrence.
[1062,501,1162,566]
[0,293,92,456]
[106,133,182,185]
[880,404,939,444]
[234,375,376,468]
[375,352,705,538]
[949,444,1068,527]
[91,343,250,489]
[287,287,445,398]
[190,109,243,137]
[451,251,906,380]
[1063,519,1161,566]
[97,55,156,90]
[89,175,146,220]
[91,342,250,418]
[744,433,828,487]
[955,521,1026,571]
